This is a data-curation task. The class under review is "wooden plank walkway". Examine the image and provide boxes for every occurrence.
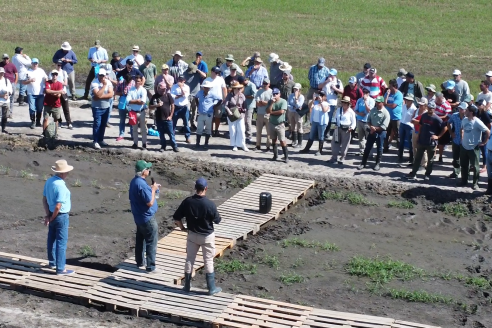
[0,174,441,328]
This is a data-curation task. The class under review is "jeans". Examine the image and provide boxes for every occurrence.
[398,123,414,160]
[135,217,158,272]
[9,87,15,116]
[27,94,44,115]
[324,105,336,138]
[157,119,177,149]
[362,130,387,164]
[18,82,27,97]
[486,149,492,178]
[197,113,213,136]
[460,145,480,185]
[47,213,69,274]
[309,122,327,141]
[411,145,436,176]
[92,107,110,143]
[172,105,191,139]
[118,110,127,137]
[452,142,461,176]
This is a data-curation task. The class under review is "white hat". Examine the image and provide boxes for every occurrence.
[293,83,302,90]
[51,160,74,173]
[452,69,461,76]
[268,53,279,63]
[98,68,107,75]
[0,68,4,73]
[173,51,183,57]
[132,45,140,51]
[2,53,9,59]
[201,80,214,88]
[486,71,492,77]
[50,69,59,74]
[279,62,292,71]
[348,76,357,84]
[60,41,71,51]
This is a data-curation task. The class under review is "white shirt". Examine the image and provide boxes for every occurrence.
[204,76,226,100]
[0,77,13,104]
[322,80,339,106]
[170,84,190,107]
[12,54,31,80]
[401,103,417,127]
[219,63,244,78]
[335,107,356,130]
[126,86,147,112]
[477,92,492,110]
[121,54,144,66]
[396,77,406,88]
[49,69,68,92]
[26,68,48,95]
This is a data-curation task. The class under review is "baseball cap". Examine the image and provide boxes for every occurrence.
[56,59,63,64]
[375,96,384,103]
[2,54,9,59]
[317,57,325,66]
[50,69,58,75]
[144,54,152,62]
[468,104,478,115]
[486,71,492,77]
[446,80,455,90]
[263,77,270,84]
[348,76,357,84]
[177,75,186,81]
[98,68,107,76]
[211,66,221,74]
[31,58,39,64]
[272,88,280,94]
[427,102,436,109]
[161,64,169,70]
[369,68,377,74]
[363,88,370,93]
[397,68,407,77]
[126,60,134,66]
[329,68,337,76]
[363,63,371,69]
[0,68,4,74]
[417,97,428,106]
[196,51,203,56]
[476,99,487,107]
[405,72,415,79]
[135,160,152,172]
[14,47,23,54]
[464,94,474,103]
[237,76,245,83]
[452,69,461,76]
[458,102,468,110]
[318,90,326,96]
[293,83,302,90]
[112,52,120,58]
[195,177,208,189]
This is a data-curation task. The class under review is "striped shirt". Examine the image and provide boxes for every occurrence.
[166,59,189,84]
[360,75,387,98]
[308,65,329,89]
[434,100,452,119]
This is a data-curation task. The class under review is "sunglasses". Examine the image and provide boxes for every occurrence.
[52,73,58,76]
[32,62,38,65]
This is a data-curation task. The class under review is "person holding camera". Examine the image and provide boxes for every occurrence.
[266,88,289,163]
[0,67,13,134]
[300,91,329,155]
[287,83,304,148]
[319,69,343,141]
[329,97,356,164]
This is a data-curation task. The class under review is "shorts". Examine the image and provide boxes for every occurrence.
[213,103,223,118]
[438,130,451,145]
[43,106,62,120]
[268,123,286,142]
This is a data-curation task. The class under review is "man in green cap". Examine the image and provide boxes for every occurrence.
[129,160,161,274]
[358,96,390,171]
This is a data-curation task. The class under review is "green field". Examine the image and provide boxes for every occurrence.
[3,0,490,94]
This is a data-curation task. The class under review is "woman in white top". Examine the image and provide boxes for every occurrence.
[224,81,248,151]
[329,96,356,164]
[299,91,329,156]
[287,83,304,148]
[50,60,72,129]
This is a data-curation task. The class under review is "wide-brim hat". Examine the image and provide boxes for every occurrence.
[225,54,234,61]
[404,94,415,101]
[132,45,140,51]
[341,96,351,103]
[425,84,436,92]
[279,62,292,71]
[254,57,263,63]
[187,63,197,74]
[60,41,71,51]
[230,81,243,89]
[51,160,74,173]
[173,51,183,57]
[201,80,214,88]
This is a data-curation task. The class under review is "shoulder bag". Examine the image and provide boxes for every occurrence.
[227,93,241,122]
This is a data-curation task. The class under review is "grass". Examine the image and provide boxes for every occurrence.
[387,200,415,209]
[162,190,188,200]
[91,179,98,188]
[259,254,280,270]
[384,288,454,304]
[279,272,305,285]
[464,277,492,289]
[215,259,257,274]
[72,179,82,187]
[4,0,489,96]
[321,191,376,206]
[0,166,10,175]
[79,245,96,257]
[157,200,166,208]
[443,203,470,218]
[20,169,33,180]
[281,238,340,251]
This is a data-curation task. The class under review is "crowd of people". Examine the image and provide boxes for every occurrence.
[2,41,492,191]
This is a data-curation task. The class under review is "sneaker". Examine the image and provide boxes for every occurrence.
[57,269,75,276]
[116,136,124,141]
[246,138,252,144]
[147,268,162,275]
[142,143,147,150]
[265,147,271,152]
[472,183,479,190]
[424,175,430,181]
[173,147,180,152]
[418,166,425,172]
[106,123,111,128]
[242,146,249,152]
[357,164,366,170]
[1,129,9,135]
[405,174,416,180]
[315,151,321,156]
[132,143,138,149]
[448,173,458,178]
[93,142,101,149]
[337,161,343,165]
[283,157,289,164]
[99,141,109,147]
[68,124,73,130]
[185,138,191,144]
[255,145,261,151]
[232,147,238,151]
[373,163,380,171]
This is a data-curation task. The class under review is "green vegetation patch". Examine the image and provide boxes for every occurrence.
[215,259,257,274]
[347,256,425,284]
[321,191,376,206]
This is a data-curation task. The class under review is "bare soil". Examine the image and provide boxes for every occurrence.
[0,145,491,328]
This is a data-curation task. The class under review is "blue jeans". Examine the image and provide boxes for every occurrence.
[118,110,127,137]
[92,107,110,143]
[398,123,414,160]
[157,119,177,149]
[9,87,15,115]
[309,122,327,141]
[362,130,387,163]
[486,149,492,178]
[135,216,158,272]
[47,213,69,274]
[324,105,336,138]
[27,94,44,115]
[18,82,27,97]
[172,105,191,139]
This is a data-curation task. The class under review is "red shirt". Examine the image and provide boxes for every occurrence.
[434,101,452,121]
[44,81,63,108]
[342,85,362,108]
[0,62,18,84]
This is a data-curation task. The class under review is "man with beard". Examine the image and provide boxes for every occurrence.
[149,82,177,152]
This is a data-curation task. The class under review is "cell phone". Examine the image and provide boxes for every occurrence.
[151,177,155,185]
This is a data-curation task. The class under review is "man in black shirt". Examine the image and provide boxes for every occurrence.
[173,178,222,295]
[149,82,177,152]
[116,60,144,82]
[442,81,459,109]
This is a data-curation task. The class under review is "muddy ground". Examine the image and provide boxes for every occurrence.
[0,144,491,328]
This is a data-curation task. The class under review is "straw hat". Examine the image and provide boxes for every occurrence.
[132,45,140,51]
[51,160,74,173]
[201,80,214,88]
[230,81,243,89]
[279,62,292,71]
[60,41,71,51]
[341,96,351,103]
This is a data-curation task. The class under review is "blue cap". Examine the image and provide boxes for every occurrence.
[446,80,456,90]
[195,177,208,189]
[317,57,325,66]
[458,102,468,110]
[329,68,338,76]
[31,58,39,63]
[144,54,152,62]
[272,88,280,94]
[196,51,203,56]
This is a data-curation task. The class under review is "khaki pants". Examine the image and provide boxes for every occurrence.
[356,120,368,152]
[189,96,198,125]
[197,114,213,135]
[131,110,147,145]
[287,111,303,133]
[67,71,75,97]
[330,127,352,161]
[412,132,427,167]
[256,113,271,147]
[244,108,254,139]
[185,231,216,274]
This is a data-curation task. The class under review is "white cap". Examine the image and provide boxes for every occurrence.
[452,69,461,76]
[98,68,107,75]
[2,53,9,59]
[348,76,357,84]
[201,80,213,88]
[486,71,492,77]
[268,53,279,63]
[173,50,183,57]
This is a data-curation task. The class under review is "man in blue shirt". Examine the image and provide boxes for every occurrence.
[193,51,208,83]
[52,42,78,100]
[83,40,108,100]
[245,57,268,88]
[129,160,160,273]
[42,160,74,276]
[196,80,221,148]
[447,102,466,178]
[307,57,330,102]
[354,88,375,154]
[383,79,403,153]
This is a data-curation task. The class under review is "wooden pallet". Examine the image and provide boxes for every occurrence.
[391,321,441,328]
[213,294,313,328]
[301,308,395,328]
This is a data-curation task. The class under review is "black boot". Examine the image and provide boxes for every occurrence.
[18,95,26,106]
[315,141,324,156]
[270,144,278,161]
[183,273,192,292]
[299,139,313,153]
[281,145,289,163]
[205,134,211,146]
[296,133,303,148]
[1,117,7,134]
[358,148,370,170]
[35,112,42,127]
[373,151,382,171]
[195,135,202,147]
[291,132,298,147]
[205,272,222,296]
[30,114,35,129]
[486,179,492,195]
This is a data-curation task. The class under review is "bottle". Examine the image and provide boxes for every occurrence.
[151,178,159,199]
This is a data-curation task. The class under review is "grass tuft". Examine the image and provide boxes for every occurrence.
[279,272,305,285]
[79,245,96,257]
[281,238,340,251]
[347,256,425,284]
[443,203,469,218]
[385,288,454,304]
[72,179,82,187]
[259,254,280,270]
[321,191,376,206]
[387,200,415,209]
[215,259,257,274]
[157,200,166,208]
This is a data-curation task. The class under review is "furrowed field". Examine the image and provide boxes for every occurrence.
[2,0,490,94]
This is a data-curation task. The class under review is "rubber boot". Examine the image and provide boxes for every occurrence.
[18,95,26,106]
[315,141,324,156]
[271,144,278,161]
[1,117,7,134]
[205,134,211,146]
[296,133,303,148]
[299,139,313,154]
[35,112,42,127]
[183,273,192,292]
[30,114,35,129]
[205,272,222,296]
[282,145,289,163]
[486,179,492,195]
[291,132,298,147]
[373,151,382,171]
[195,135,202,147]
